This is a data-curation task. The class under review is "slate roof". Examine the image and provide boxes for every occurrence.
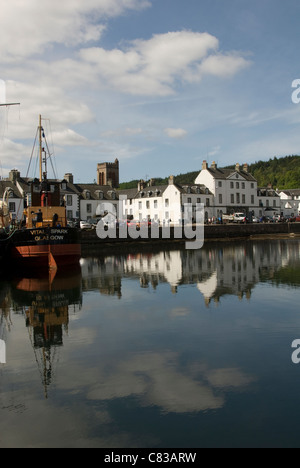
[206,167,257,182]
[280,189,300,198]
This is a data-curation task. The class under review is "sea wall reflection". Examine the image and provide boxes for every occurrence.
[80,239,300,306]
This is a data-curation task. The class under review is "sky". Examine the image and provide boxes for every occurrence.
[1,0,300,184]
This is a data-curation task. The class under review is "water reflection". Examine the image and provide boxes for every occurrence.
[80,239,300,305]
[2,268,82,398]
[1,239,300,447]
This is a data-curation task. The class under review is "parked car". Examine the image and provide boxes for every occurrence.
[89,218,100,228]
[233,213,246,223]
[80,220,92,230]
[252,216,260,223]
[273,214,284,223]
[140,219,152,228]
[284,215,296,223]
[127,220,140,230]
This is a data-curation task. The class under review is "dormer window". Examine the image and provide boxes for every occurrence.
[61,182,67,190]
[85,191,91,200]
[111,192,116,200]
[95,191,104,200]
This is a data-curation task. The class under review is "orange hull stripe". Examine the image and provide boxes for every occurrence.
[12,244,81,259]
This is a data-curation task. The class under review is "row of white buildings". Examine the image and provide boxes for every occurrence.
[1,161,300,224]
[120,161,299,223]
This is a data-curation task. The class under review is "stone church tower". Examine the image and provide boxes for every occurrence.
[97,159,119,188]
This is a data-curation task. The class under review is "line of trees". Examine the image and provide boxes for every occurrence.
[119,156,300,190]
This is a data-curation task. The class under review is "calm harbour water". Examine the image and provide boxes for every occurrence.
[1,238,300,448]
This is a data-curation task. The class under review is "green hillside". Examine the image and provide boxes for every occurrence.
[119,156,300,190]
[249,156,300,189]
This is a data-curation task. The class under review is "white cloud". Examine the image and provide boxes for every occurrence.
[164,128,188,139]
[79,31,250,96]
[0,0,151,60]
[198,54,250,79]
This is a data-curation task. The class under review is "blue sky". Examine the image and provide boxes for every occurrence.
[1,0,300,183]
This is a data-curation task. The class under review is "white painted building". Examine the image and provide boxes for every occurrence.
[120,176,214,224]
[278,189,300,217]
[195,161,258,218]
[195,161,280,218]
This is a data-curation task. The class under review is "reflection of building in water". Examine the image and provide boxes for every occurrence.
[81,240,300,307]
[0,282,11,364]
[80,257,122,298]
[10,270,82,397]
[124,251,183,293]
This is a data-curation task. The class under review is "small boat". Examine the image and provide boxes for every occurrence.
[10,115,81,270]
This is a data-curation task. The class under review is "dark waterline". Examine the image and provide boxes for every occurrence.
[0,239,300,448]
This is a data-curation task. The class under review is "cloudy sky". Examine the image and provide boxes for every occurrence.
[1,0,300,183]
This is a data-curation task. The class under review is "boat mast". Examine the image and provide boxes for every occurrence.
[0,103,20,107]
[39,114,43,182]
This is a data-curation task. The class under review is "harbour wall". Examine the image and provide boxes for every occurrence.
[80,222,300,254]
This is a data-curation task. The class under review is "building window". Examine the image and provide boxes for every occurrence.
[139,201,142,210]
[251,195,255,204]
[230,182,234,189]
[273,200,276,207]
[87,204,92,214]
[67,195,72,206]
[154,200,158,209]
[67,210,73,219]
[197,198,201,204]
[251,183,254,189]
[242,194,246,204]
[236,182,240,189]
[242,183,245,189]
[165,199,169,208]
[219,194,223,204]
[206,198,210,207]
[187,198,192,204]
[9,202,15,212]
[218,181,222,188]
[231,194,234,204]
[146,201,150,209]
[236,193,240,204]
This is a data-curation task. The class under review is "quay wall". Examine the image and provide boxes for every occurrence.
[80,222,300,254]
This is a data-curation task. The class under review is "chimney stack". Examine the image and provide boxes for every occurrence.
[243,164,249,173]
[202,160,208,170]
[235,163,240,172]
[168,175,174,185]
[64,173,74,184]
[211,161,217,170]
[9,169,20,184]
[138,180,145,191]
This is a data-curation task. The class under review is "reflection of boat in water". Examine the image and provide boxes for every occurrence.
[9,115,81,271]
[11,267,82,397]
[0,187,15,264]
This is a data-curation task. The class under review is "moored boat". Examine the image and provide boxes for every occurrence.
[10,115,81,270]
